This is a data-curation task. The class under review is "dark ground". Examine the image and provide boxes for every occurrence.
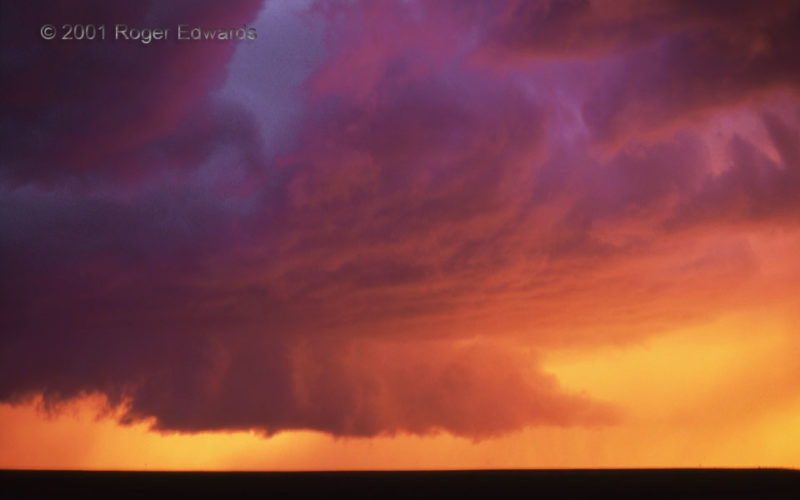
[2,469,799,498]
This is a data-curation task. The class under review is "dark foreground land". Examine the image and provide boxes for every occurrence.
[2,469,799,498]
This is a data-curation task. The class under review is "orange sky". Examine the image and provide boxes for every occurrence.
[3,0,800,471]
[3,294,799,470]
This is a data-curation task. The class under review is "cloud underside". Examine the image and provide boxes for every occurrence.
[1,0,799,437]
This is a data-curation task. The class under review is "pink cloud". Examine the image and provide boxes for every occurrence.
[2,0,800,438]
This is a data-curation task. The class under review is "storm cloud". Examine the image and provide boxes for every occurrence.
[1,0,798,438]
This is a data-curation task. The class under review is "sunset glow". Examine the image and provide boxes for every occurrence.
[2,0,800,471]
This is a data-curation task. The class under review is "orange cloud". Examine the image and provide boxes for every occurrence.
[2,1,800,468]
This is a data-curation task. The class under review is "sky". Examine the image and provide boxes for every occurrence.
[1,0,799,470]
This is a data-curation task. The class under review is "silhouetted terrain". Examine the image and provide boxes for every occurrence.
[2,469,799,498]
